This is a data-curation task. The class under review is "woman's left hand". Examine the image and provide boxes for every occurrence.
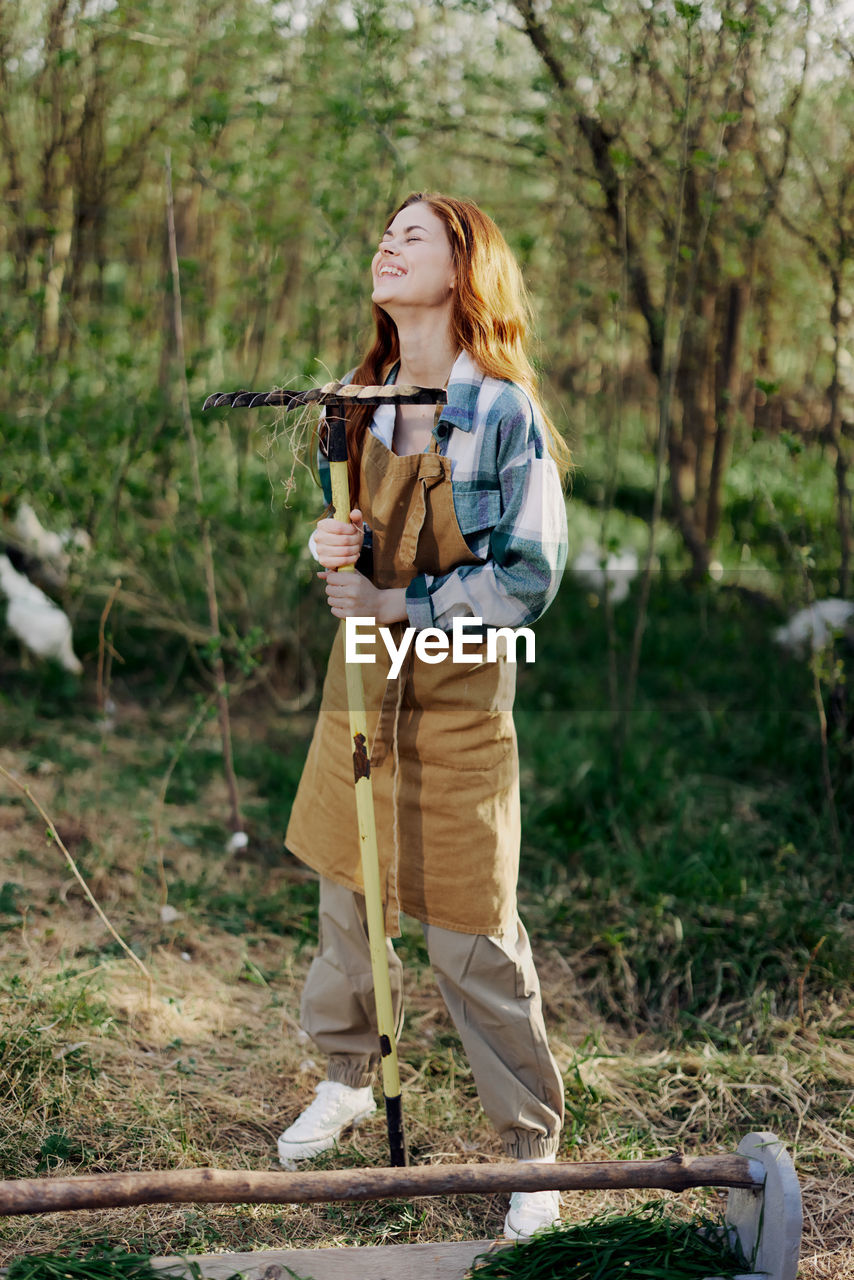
[319,568,406,622]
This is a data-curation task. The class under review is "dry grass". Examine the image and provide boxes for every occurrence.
[0,710,852,1278]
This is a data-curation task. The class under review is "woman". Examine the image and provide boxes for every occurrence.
[280,192,571,1241]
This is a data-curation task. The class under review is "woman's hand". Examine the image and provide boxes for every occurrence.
[319,569,407,624]
[314,509,365,569]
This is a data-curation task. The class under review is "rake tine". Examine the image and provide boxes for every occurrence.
[203,385,447,411]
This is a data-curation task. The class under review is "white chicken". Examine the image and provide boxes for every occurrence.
[0,553,83,675]
[773,599,854,654]
[571,540,640,604]
[12,502,91,589]
[13,502,67,565]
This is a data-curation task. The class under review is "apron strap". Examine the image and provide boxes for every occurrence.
[374,404,452,761]
[398,454,445,568]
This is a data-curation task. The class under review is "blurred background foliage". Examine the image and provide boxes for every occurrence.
[1,1,852,662]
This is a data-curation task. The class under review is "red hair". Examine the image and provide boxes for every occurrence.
[327,192,571,502]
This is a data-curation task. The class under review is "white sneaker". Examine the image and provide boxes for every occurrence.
[503,1189,562,1240]
[277,1080,376,1164]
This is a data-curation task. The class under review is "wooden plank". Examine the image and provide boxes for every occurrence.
[150,1246,766,1280]
[151,1240,505,1280]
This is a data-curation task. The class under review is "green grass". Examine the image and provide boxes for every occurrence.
[512,572,852,1038]
[467,1202,751,1278]
[6,1246,245,1280]
[165,866,318,944]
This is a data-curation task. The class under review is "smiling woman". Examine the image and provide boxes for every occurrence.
[280,191,572,1243]
[372,204,457,315]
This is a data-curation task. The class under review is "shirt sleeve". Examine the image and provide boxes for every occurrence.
[404,395,568,631]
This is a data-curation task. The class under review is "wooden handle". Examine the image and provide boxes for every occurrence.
[325,407,407,1167]
[0,1155,763,1216]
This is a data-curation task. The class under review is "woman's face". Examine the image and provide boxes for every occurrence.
[371,202,456,314]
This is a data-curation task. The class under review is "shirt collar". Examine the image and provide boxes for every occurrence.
[439,350,483,433]
[374,350,483,439]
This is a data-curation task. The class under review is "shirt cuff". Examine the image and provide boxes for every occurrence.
[308,529,322,563]
[404,575,436,629]
[405,574,480,632]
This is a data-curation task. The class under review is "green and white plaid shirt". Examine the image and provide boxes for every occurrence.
[316,350,568,631]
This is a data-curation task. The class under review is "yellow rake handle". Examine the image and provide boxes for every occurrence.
[328,441,406,1168]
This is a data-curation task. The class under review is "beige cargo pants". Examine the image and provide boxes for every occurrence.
[300,877,565,1160]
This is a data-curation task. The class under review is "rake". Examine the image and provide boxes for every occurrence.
[204,380,448,1168]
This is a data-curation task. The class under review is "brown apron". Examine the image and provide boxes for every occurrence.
[285,424,520,937]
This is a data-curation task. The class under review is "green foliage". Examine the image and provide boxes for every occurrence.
[1,0,852,640]
[0,882,22,921]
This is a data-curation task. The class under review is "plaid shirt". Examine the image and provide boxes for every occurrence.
[316,350,568,631]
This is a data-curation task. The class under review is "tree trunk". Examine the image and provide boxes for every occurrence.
[41,180,74,356]
[828,272,853,596]
[708,272,753,546]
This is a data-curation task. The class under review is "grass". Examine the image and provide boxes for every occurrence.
[515,576,853,1041]
[468,1202,752,1278]
[0,544,852,1277]
[5,1246,245,1280]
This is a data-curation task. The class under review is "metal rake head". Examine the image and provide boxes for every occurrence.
[202,380,447,412]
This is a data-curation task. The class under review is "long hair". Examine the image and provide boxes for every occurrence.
[329,191,572,503]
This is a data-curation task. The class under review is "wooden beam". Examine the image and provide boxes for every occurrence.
[151,1240,507,1280]
[0,1154,762,1217]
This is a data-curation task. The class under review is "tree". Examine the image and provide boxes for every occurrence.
[510,0,817,573]
[773,67,854,594]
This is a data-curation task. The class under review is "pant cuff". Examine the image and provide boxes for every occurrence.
[503,1135,561,1160]
[327,1057,376,1089]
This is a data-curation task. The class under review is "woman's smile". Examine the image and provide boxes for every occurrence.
[371,201,455,309]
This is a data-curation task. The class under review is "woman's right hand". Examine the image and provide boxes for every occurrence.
[313,508,365,569]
